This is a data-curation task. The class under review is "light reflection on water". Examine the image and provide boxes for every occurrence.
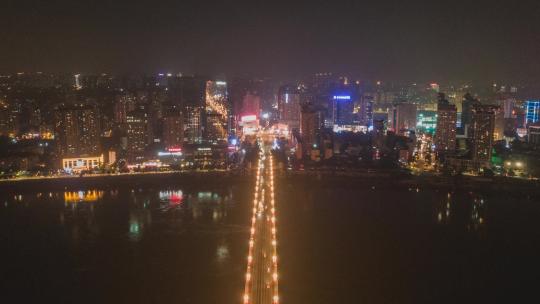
[58,189,233,242]
[1,188,236,243]
[64,190,104,203]
[433,191,487,231]
[0,185,244,304]
[436,192,452,224]
[469,196,486,231]
[159,190,184,204]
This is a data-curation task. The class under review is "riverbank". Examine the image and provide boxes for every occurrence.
[0,171,251,193]
[3,168,540,199]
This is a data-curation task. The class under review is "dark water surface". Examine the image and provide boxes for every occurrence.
[1,177,539,303]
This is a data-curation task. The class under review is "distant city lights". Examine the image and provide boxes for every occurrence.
[241,115,257,122]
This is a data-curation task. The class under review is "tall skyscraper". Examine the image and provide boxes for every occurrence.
[461,93,480,135]
[278,85,302,130]
[114,94,136,124]
[434,96,457,156]
[332,94,354,126]
[503,98,516,118]
[300,103,325,152]
[525,100,540,126]
[493,108,505,141]
[471,105,496,162]
[56,104,100,157]
[356,94,374,127]
[167,75,206,143]
[126,110,150,161]
[162,111,183,148]
[389,103,417,135]
[184,106,203,143]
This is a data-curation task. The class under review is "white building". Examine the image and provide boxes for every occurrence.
[62,155,104,173]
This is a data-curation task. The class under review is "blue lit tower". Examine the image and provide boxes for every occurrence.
[332,95,354,126]
[525,100,540,126]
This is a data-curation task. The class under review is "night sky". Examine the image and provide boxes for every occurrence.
[1,0,540,82]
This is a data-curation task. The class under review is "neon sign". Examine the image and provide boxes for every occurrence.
[158,151,182,156]
[241,115,257,122]
[333,96,351,100]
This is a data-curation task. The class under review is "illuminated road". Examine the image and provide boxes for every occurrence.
[243,149,279,304]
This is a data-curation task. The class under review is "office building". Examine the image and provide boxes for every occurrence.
[62,155,104,173]
[525,100,540,125]
[332,94,355,127]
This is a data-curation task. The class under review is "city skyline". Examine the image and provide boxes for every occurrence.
[3,2,540,304]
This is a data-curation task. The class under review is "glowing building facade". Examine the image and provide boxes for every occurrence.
[434,103,457,155]
[526,100,540,125]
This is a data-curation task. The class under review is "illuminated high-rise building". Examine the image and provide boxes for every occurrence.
[0,100,19,137]
[167,75,206,143]
[471,105,497,162]
[278,85,301,130]
[162,111,183,148]
[493,108,505,141]
[434,97,457,155]
[56,104,100,157]
[461,93,480,134]
[332,94,354,126]
[416,110,437,134]
[184,106,203,143]
[525,100,540,125]
[126,110,150,161]
[503,98,516,118]
[528,123,540,146]
[356,94,374,127]
[389,103,417,135]
[114,94,136,124]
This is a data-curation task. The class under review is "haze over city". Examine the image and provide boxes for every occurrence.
[2,0,540,83]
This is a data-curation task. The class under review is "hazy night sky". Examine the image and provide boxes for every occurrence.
[1,0,539,82]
